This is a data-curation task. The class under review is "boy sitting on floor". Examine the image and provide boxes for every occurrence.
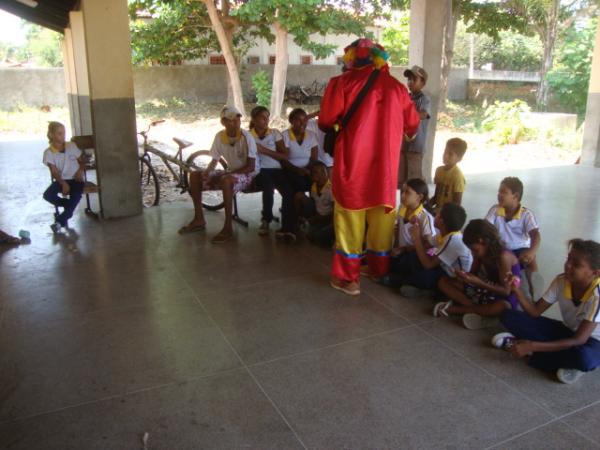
[179,106,258,244]
[398,202,472,292]
[295,161,334,247]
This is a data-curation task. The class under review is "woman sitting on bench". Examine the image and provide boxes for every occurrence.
[280,108,319,242]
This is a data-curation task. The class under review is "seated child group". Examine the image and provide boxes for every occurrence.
[42,72,600,387]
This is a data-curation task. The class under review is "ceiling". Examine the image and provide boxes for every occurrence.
[0,0,77,33]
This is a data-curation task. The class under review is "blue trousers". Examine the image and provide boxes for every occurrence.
[43,180,84,227]
[388,251,444,290]
[255,168,295,232]
[501,309,600,372]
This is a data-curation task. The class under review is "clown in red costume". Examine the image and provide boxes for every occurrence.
[319,39,420,295]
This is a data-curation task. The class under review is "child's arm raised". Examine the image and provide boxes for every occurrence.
[410,223,439,269]
[456,252,514,297]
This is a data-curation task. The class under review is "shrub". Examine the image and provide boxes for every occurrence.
[251,70,271,108]
[481,100,535,145]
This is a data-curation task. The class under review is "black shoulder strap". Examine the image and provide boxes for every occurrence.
[340,69,380,128]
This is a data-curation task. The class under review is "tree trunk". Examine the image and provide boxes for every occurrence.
[439,0,460,111]
[270,21,289,119]
[536,0,560,110]
[202,0,246,116]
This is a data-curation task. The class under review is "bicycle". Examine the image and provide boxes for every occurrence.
[137,120,228,209]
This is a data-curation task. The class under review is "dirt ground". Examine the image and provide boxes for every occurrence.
[1,102,581,205]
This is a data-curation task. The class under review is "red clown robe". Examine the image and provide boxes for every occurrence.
[318,64,420,211]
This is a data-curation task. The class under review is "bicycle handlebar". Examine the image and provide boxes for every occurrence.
[138,119,166,143]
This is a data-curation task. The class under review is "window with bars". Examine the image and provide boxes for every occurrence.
[269,55,276,65]
[247,56,259,64]
[300,55,313,65]
[209,55,226,65]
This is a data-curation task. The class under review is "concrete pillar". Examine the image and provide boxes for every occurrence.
[408,0,448,182]
[68,0,142,218]
[62,12,92,136]
[581,19,600,167]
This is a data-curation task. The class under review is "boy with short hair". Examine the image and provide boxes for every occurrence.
[394,202,473,291]
[485,176,542,297]
[179,106,258,244]
[295,161,334,247]
[431,138,467,212]
[400,65,431,185]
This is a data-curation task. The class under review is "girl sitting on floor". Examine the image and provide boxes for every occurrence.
[380,178,436,286]
[433,219,521,330]
[493,238,600,384]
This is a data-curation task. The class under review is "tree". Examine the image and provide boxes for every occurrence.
[129,0,260,115]
[236,0,380,118]
[381,11,410,66]
[548,16,597,116]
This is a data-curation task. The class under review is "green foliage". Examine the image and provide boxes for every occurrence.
[453,22,543,71]
[235,0,377,60]
[251,70,272,107]
[381,12,409,66]
[548,17,596,117]
[482,100,536,145]
[2,23,63,67]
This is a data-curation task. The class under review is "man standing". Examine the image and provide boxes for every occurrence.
[319,39,420,295]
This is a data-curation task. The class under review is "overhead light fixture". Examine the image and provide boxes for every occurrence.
[16,0,38,7]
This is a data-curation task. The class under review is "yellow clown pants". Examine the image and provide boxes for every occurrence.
[331,202,396,283]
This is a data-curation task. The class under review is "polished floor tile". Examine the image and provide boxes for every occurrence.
[488,421,600,450]
[251,326,553,449]
[0,299,241,421]
[0,369,304,450]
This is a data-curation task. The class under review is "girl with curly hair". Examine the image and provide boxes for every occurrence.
[433,219,521,330]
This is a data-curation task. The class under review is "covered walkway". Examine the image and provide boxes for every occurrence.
[1,141,599,448]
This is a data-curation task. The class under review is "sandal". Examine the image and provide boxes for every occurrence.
[178,223,206,234]
[433,301,453,317]
[211,232,233,244]
[0,235,21,245]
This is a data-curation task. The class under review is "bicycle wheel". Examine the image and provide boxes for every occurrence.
[186,150,228,211]
[139,156,160,207]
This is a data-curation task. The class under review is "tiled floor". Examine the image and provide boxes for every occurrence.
[1,140,600,449]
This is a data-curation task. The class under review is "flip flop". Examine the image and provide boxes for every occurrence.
[178,223,206,234]
[211,232,233,244]
[0,236,21,245]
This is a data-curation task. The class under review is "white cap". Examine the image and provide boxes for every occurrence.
[220,105,242,120]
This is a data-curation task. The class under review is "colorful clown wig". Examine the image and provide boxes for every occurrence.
[342,38,389,70]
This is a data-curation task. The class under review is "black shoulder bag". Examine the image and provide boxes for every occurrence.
[323,69,381,157]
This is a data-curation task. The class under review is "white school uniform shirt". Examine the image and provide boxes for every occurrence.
[397,204,436,247]
[306,118,333,167]
[485,204,539,250]
[311,180,333,216]
[251,128,283,169]
[435,231,473,277]
[43,142,82,180]
[543,275,600,340]
[282,128,318,168]
[210,129,259,174]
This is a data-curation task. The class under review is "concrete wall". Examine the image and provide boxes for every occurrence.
[0,68,66,107]
[0,65,470,108]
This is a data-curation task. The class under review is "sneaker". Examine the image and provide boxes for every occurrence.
[556,368,584,384]
[330,277,360,296]
[50,222,62,234]
[491,332,516,350]
[258,220,270,236]
[462,313,499,330]
[433,301,453,317]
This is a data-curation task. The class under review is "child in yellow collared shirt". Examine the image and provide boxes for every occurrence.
[431,138,467,211]
[296,161,334,247]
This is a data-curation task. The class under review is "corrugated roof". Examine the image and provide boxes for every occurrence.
[0,0,77,33]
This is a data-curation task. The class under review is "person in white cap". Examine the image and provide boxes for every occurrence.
[179,106,259,243]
